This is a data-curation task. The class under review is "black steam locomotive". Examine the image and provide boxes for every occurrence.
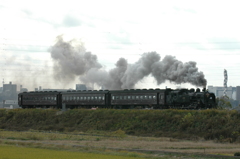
[18,88,216,109]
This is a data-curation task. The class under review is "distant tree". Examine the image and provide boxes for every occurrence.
[216,96,232,109]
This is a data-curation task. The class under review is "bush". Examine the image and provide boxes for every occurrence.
[234,152,240,156]
[1,109,240,141]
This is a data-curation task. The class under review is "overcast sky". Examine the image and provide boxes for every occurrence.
[0,0,240,91]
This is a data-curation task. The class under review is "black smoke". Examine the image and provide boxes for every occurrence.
[50,35,102,83]
[50,36,207,89]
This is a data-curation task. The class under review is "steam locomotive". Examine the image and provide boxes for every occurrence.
[18,88,216,109]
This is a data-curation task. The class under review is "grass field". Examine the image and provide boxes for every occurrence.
[1,130,240,158]
[0,145,145,159]
[1,108,240,158]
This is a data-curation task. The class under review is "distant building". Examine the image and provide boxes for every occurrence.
[208,85,240,107]
[2,82,17,100]
[236,86,240,102]
[208,86,235,98]
[19,85,28,92]
[76,84,87,90]
[3,100,18,109]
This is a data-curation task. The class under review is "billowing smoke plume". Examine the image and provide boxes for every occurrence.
[50,36,207,89]
[50,35,102,83]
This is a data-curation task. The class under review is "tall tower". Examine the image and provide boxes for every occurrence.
[223,69,228,96]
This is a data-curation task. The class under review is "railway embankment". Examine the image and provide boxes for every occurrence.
[0,109,240,142]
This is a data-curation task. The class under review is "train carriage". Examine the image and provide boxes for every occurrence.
[110,89,165,109]
[61,90,110,109]
[18,91,61,109]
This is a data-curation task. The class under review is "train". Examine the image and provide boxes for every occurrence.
[18,88,217,109]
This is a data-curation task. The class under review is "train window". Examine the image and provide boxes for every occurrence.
[73,96,76,100]
[119,96,122,100]
[87,97,90,100]
[149,96,152,99]
[123,96,127,100]
[153,95,156,99]
[136,96,139,99]
[95,96,98,100]
[140,96,143,99]
[83,97,86,100]
[128,96,131,99]
[102,96,105,100]
[98,96,102,100]
[112,96,115,100]
[132,96,135,99]
[91,97,94,100]
[144,96,148,99]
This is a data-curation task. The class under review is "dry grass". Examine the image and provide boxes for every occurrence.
[1,130,240,158]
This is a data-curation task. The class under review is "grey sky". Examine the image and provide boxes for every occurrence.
[0,0,240,90]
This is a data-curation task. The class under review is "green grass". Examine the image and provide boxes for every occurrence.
[0,145,145,159]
